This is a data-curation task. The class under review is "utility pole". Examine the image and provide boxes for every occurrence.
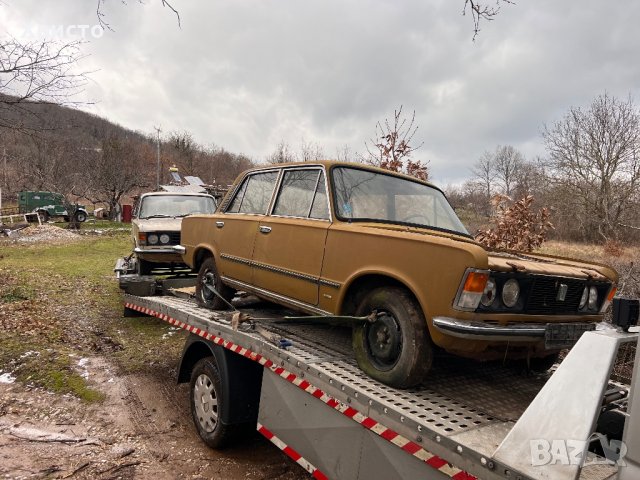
[154,126,162,190]
[0,147,5,214]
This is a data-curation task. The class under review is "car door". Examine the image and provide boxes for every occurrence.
[251,167,331,306]
[216,170,280,284]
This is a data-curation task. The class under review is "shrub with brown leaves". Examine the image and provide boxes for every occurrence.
[475,195,554,252]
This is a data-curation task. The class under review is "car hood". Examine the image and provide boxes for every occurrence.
[133,218,183,232]
[350,223,618,283]
[487,250,618,283]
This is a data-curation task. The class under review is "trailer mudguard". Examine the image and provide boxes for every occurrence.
[178,333,263,425]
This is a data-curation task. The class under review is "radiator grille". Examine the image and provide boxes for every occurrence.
[525,277,584,314]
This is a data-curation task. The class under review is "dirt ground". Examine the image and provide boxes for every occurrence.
[0,358,306,480]
[0,226,307,480]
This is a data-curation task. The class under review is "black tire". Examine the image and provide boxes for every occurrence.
[529,352,560,372]
[38,210,49,223]
[190,357,234,449]
[137,258,153,275]
[75,211,87,223]
[352,286,433,388]
[195,257,234,310]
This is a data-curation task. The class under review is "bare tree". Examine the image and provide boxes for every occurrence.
[0,38,88,131]
[300,138,325,162]
[493,145,523,196]
[83,135,149,219]
[267,140,297,164]
[463,0,514,40]
[169,130,199,175]
[470,150,496,200]
[543,93,640,241]
[365,106,429,181]
[96,0,181,31]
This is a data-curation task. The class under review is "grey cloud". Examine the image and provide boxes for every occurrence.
[3,0,640,186]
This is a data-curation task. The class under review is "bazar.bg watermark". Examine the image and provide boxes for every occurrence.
[531,436,627,467]
[18,24,105,40]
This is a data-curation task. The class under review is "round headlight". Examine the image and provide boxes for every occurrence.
[579,287,589,309]
[588,286,598,310]
[502,279,520,308]
[147,234,159,245]
[481,278,497,307]
[159,234,170,244]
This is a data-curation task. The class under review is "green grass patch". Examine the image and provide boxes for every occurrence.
[0,284,33,303]
[0,335,104,402]
[1,236,131,282]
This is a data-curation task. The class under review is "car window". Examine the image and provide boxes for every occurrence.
[227,171,278,215]
[138,195,216,218]
[332,167,468,235]
[310,172,329,220]
[273,169,321,218]
[226,179,248,213]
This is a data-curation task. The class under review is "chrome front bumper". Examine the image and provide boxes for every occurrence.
[432,317,597,346]
[134,245,186,255]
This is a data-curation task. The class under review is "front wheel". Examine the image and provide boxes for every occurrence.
[352,286,433,388]
[195,257,234,310]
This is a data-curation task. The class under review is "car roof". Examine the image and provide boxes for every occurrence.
[241,160,437,188]
[139,191,214,198]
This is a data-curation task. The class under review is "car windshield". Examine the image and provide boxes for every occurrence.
[332,167,469,236]
[138,195,216,219]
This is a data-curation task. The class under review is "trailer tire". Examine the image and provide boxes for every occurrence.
[190,357,235,449]
[353,286,433,388]
[195,257,234,310]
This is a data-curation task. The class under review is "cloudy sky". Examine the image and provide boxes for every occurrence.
[2,1,640,185]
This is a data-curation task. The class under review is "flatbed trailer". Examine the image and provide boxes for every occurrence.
[121,290,640,480]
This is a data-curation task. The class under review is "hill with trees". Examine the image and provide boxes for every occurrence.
[0,96,253,217]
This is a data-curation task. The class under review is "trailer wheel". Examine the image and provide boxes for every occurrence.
[352,286,433,388]
[195,257,234,310]
[190,357,233,448]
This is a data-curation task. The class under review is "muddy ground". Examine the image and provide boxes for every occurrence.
[0,226,307,480]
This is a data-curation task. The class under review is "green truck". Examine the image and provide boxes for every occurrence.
[18,191,88,223]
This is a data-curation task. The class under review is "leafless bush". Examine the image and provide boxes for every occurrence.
[475,195,553,252]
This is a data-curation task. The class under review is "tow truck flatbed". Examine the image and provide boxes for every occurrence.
[121,291,640,480]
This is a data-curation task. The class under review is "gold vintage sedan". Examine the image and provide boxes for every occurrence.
[179,161,617,388]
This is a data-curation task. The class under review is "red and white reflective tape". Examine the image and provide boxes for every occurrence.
[257,422,328,480]
[124,301,477,480]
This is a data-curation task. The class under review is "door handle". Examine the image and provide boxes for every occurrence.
[259,225,272,234]
[216,221,224,228]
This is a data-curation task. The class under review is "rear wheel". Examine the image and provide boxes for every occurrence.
[352,286,433,388]
[38,210,49,223]
[74,210,87,222]
[195,257,234,310]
